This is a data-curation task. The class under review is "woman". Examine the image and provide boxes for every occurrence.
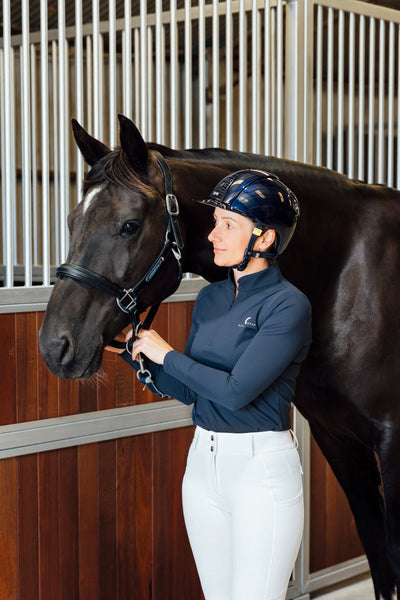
[107,169,312,600]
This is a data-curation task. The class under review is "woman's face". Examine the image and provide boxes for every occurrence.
[208,207,255,268]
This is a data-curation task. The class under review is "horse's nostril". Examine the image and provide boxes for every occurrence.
[59,334,75,367]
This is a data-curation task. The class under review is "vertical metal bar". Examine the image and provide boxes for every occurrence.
[2,0,14,287]
[326,7,334,170]
[109,0,117,147]
[52,40,60,266]
[21,0,32,286]
[284,0,299,161]
[368,17,375,183]
[184,0,193,148]
[264,0,271,155]
[93,0,101,138]
[170,0,178,147]
[212,0,220,147]
[40,0,49,286]
[252,0,260,153]
[397,25,400,189]
[75,0,84,199]
[270,8,276,156]
[239,0,247,151]
[86,36,93,134]
[141,0,148,139]
[134,28,140,125]
[147,26,153,141]
[155,0,163,143]
[31,45,38,266]
[58,0,69,261]
[11,51,16,266]
[358,15,365,181]
[276,0,283,157]
[198,0,206,147]
[337,10,344,173]
[377,19,385,184]
[0,47,4,266]
[316,5,323,166]
[387,21,395,188]
[123,0,132,118]
[348,12,355,179]
[226,0,233,150]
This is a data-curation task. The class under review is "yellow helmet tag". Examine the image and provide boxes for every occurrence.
[253,227,263,236]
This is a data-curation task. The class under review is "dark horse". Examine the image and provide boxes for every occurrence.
[39,115,400,599]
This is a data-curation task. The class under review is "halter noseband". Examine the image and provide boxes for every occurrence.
[56,151,184,357]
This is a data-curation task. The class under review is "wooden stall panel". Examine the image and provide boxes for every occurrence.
[0,303,195,428]
[0,427,203,600]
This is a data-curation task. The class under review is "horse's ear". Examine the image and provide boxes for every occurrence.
[118,114,148,173]
[72,119,110,166]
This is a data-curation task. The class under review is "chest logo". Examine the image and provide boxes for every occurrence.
[238,316,257,328]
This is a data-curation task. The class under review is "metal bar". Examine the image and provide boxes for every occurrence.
[270,7,276,156]
[387,21,395,188]
[184,0,193,148]
[316,5,323,166]
[398,24,400,189]
[252,0,260,153]
[368,17,375,183]
[226,0,233,150]
[109,0,117,148]
[93,0,101,138]
[147,26,153,141]
[170,0,178,147]
[212,0,220,147]
[0,47,4,267]
[40,0,50,286]
[21,0,32,286]
[75,0,84,199]
[86,35,92,133]
[123,0,132,118]
[377,19,385,184]
[326,7,334,169]
[141,0,148,139]
[284,0,299,161]
[58,0,68,262]
[198,0,206,147]
[2,0,14,287]
[276,0,283,157]
[358,15,365,181]
[264,0,271,155]
[52,40,60,267]
[239,0,247,151]
[348,12,355,179]
[337,10,344,173]
[155,0,163,143]
[134,28,140,124]
[30,46,38,267]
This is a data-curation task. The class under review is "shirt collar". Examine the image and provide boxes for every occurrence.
[228,263,282,292]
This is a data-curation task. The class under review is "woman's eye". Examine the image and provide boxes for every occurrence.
[120,220,141,236]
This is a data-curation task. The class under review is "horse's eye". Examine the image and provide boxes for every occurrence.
[120,220,141,236]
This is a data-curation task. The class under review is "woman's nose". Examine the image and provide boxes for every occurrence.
[208,226,219,242]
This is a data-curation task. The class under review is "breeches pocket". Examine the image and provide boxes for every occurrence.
[259,447,303,505]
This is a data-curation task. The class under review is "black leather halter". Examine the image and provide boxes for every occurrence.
[56,151,184,352]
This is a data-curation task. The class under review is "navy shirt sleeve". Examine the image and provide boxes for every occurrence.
[162,293,311,411]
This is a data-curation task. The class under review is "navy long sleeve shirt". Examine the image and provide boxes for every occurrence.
[122,264,312,433]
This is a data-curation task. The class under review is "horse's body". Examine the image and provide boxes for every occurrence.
[39,116,400,599]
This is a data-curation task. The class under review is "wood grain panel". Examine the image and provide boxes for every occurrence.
[310,436,364,572]
[38,451,59,600]
[0,458,18,599]
[98,440,117,600]
[58,447,79,600]
[1,313,16,425]
[18,454,39,600]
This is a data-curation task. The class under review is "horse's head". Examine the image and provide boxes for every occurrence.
[39,115,184,379]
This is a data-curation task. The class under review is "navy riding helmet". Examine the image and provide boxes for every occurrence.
[197,169,300,271]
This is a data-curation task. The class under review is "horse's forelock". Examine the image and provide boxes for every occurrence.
[82,149,156,201]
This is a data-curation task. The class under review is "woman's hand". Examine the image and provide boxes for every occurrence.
[130,329,174,364]
[104,325,132,354]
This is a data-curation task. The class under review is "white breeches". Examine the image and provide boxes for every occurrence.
[182,426,304,600]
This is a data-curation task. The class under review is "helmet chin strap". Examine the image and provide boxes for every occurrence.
[234,225,278,272]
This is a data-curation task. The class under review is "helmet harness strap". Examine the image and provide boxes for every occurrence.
[235,225,278,272]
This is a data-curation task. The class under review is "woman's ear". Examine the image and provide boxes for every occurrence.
[255,229,276,251]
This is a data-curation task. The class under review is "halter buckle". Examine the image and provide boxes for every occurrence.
[166,193,179,216]
[116,290,137,313]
